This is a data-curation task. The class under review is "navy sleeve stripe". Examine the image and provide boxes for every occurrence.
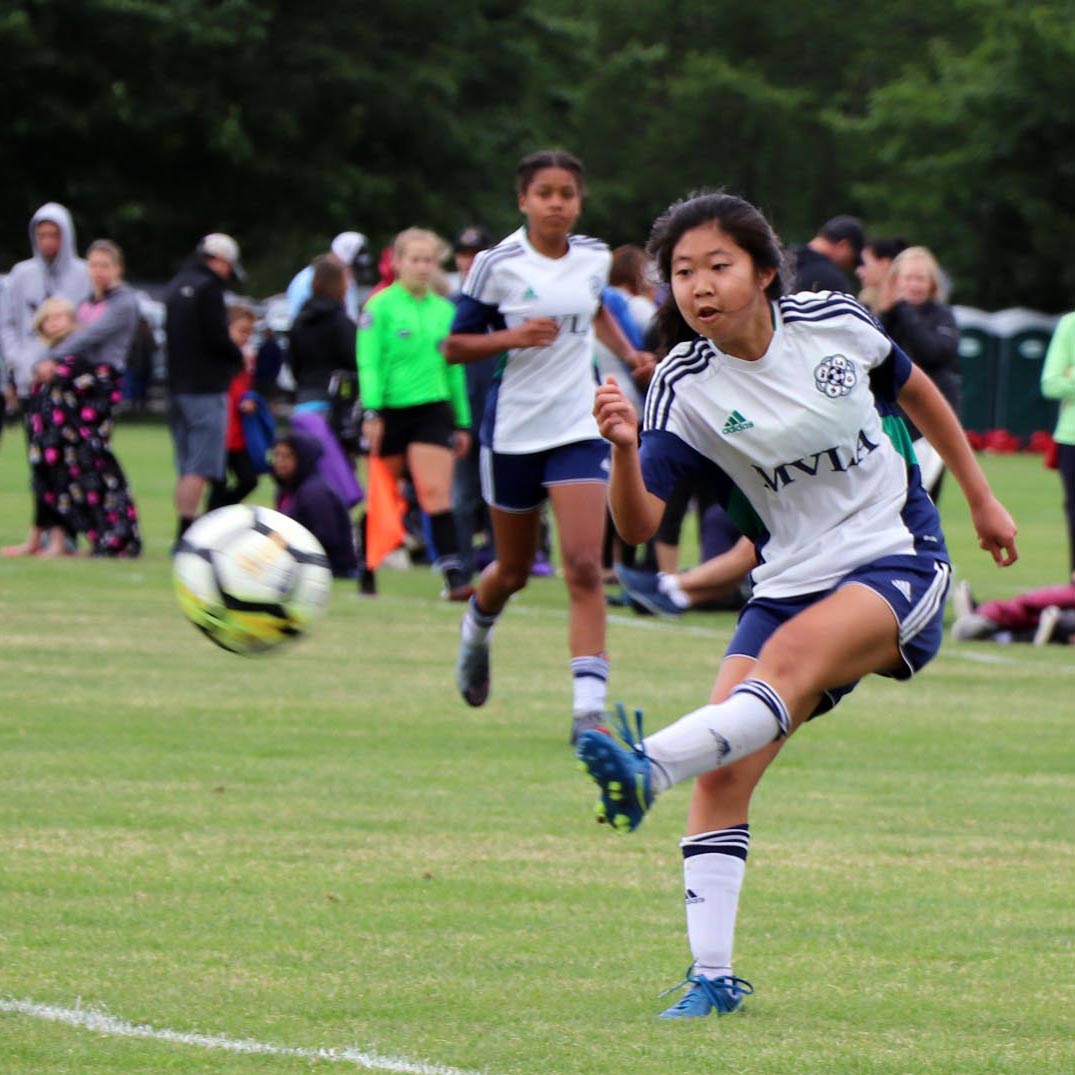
[640,427,734,504]
[780,293,883,331]
[451,294,505,335]
[569,235,610,251]
[464,243,524,301]
[781,305,882,333]
[644,340,710,431]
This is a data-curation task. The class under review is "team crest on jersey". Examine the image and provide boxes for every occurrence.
[814,354,857,398]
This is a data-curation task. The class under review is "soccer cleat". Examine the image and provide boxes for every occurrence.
[615,565,683,618]
[575,703,654,833]
[951,579,976,621]
[569,709,606,747]
[657,970,754,1019]
[951,612,996,641]
[1033,604,1061,646]
[455,631,490,707]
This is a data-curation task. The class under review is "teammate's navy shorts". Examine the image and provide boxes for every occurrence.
[480,438,610,512]
[380,400,457,456]
[726,553,951,716]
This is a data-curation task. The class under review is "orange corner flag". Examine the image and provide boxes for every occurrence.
[364,457,407,569]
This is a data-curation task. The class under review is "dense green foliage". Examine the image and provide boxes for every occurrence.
[1,1,1074,307]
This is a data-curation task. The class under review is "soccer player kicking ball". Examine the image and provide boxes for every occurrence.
[578,191,1018,1019]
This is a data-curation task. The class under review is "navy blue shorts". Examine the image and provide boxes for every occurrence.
[479,439,610,513]
[726,554,951,716]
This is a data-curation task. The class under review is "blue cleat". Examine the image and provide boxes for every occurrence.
[615,565,683,618]
[575,703,654,833]
[658,969,754,1019]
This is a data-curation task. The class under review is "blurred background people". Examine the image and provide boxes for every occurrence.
[856,236,908,313]
[286,230,369,322]
[789,214,865,294]
[1041,302,1075,574]
[879,245,961,501]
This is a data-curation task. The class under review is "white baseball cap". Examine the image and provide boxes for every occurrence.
[331,231,367,267]
[200,233,244,282]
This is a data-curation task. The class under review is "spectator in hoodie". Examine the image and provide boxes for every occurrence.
[0,203,90,551]
[208,305,261,511]
[164,233,244,549]
[272,432,358,578]
[1,202,90,415]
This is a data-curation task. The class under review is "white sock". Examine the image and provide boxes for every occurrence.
[657,572,691,610]
[461,597,498,646]
[571,655,609,713]
[682,826,750,978]
[644,679,790,793]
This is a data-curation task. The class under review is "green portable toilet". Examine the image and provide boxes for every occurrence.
[953,306,999,432]
[991,308,1060,437]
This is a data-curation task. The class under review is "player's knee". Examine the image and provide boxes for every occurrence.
[756,622,818,691]
[560,552,602,593]
[496,561,531,593]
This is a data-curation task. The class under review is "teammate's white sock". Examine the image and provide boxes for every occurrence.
[644,679,791,793]
[571,655,609,713]
[682,825,750,979]
[461,597,498,646]
[657,572,691,610]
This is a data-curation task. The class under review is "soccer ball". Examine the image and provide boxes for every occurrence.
[173,505,333,655]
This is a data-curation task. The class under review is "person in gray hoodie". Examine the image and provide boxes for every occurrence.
[1,203,90,409]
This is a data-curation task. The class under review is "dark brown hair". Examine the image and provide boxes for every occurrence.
[515,149,586,196]
[647,191,786,351]
[311,254,347,301]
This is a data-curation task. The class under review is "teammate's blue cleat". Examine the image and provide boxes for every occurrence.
[575,703,654,833]
[657,969,754,1019]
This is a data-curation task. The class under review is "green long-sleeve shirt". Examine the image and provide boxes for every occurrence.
[1041,311,1075,445]
[356,282,470,427]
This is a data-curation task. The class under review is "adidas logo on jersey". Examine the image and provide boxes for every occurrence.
[722,410,754,434]
[522,286,540,300]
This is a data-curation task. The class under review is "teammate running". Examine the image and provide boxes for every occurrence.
[447,150,653,743]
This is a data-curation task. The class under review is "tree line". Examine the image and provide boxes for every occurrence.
[2,0,1073,310]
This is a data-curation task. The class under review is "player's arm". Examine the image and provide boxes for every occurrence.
[594,304,654,382]
[445,295,558,364]
[679,537,757,605]
[897,363,1018,566]
[594,376,665,544]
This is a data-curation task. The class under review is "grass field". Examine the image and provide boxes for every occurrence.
[1,421,1073,1075]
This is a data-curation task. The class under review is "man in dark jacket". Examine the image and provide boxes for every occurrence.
[272,433,358,578]
[165,233,244,547]
[789,215,865,294]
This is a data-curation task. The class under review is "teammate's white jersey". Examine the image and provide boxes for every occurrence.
[457,226,611,453]
[641,291,947,599]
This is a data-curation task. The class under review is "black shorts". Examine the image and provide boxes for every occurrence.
[380,401,456,456]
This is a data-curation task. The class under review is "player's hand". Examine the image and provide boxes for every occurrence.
[362,416,384,457]
[33,359,58,384]
[452,429,471,460]
[594,375,639,449]
[512,318,559,348]
[629,350,657,389]
[972,495,1018,567]
[238,398,257,414]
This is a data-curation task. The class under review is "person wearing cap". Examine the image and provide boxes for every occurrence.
[286,231,368,322]
[789,214,865,294]
[164,233,245,548]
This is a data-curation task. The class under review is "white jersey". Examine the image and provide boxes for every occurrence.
[459,226,611,453]
[641,292,947,600]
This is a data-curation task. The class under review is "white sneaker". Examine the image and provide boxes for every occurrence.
[951,613,996,641]
[1033,605,1061,647]
[952,579,976,621]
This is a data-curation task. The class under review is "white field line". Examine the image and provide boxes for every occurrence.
[0,996,490,1075]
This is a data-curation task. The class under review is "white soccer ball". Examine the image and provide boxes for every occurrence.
[173,505,333,655]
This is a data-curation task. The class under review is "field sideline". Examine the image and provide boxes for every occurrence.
[1,421,1073,1075]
